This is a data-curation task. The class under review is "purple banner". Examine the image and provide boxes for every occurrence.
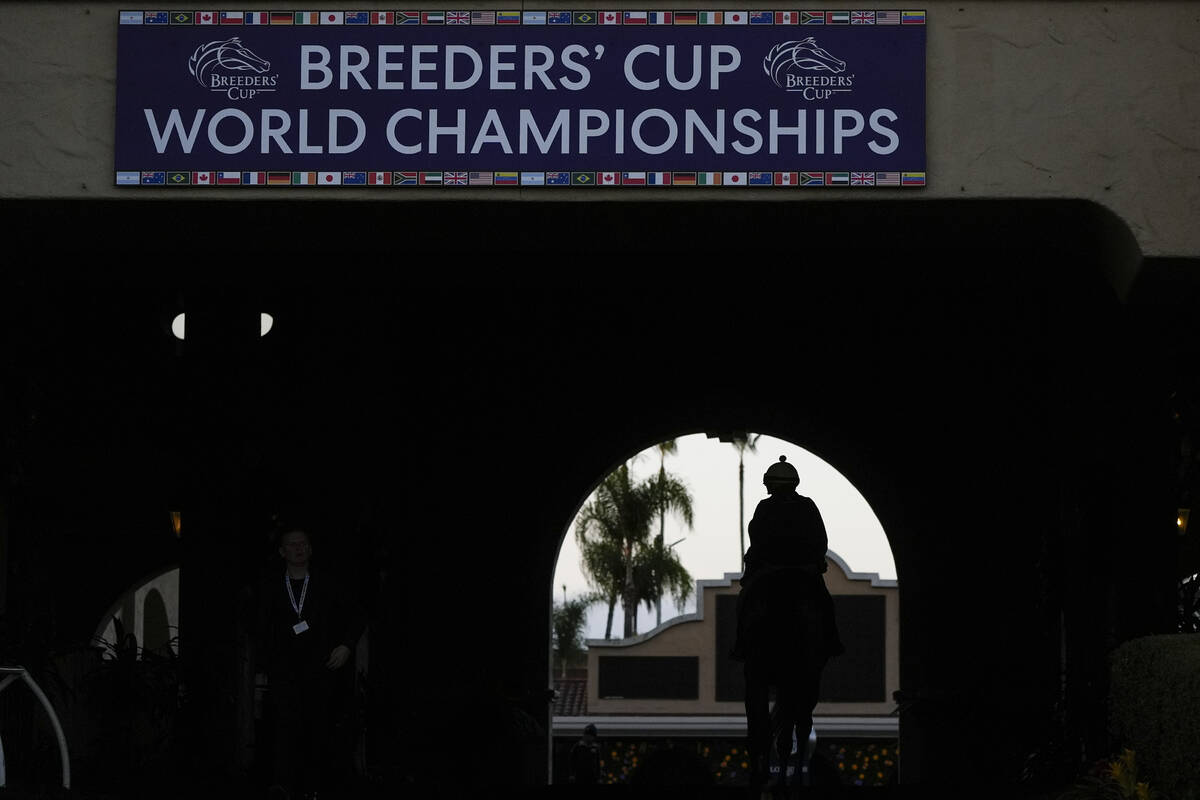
[115,10,925,187]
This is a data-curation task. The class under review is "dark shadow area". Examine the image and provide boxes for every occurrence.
[0,197,1193,796]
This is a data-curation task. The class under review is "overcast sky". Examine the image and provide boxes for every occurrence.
[552,433,896,641]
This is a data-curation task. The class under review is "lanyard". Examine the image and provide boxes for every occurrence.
[285,572,309,620]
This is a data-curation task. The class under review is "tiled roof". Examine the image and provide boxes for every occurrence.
[553,677,587,716]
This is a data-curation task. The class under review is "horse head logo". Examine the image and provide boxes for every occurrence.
[189,38,271,88]
[764,38,847,88]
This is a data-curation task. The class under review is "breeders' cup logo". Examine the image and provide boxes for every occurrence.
[764,38,854,99]
[189,38,277,99]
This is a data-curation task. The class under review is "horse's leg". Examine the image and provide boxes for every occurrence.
[774,674,797,792]
[744,658,770,791]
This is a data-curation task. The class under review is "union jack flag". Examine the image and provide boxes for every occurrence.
[851,11,875,24]
[850,172,875,185]
[444,171,468,185]
[446,11,470,24]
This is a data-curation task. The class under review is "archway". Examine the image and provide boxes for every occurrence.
[549,431,900,787]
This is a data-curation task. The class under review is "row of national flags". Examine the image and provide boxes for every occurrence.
[118,170,926,186]
[122,9,926,25]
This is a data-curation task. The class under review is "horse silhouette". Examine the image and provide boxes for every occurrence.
[189,38,271,88]
[763,38,847,88]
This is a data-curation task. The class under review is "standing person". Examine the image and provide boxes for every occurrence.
[569,723,602,785]
[732,456,844,792]
[257,525,366,800]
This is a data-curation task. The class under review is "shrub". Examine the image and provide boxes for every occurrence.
[1108,634,1200,800]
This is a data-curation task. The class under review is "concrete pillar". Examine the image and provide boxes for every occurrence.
[176,294,261,786]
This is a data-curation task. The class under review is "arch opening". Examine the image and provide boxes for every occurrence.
[549,431,900,788]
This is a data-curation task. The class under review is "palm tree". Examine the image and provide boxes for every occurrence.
[653,439,678,626]
[553,590,597,677]
[730,433,761,567]
[575,461,695,638]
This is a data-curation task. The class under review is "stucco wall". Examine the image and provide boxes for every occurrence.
[0,1,1196,256]
[587,556,899,716]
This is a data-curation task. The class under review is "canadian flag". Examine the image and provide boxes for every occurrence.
[599,172,619,185]
[196,11,216,24]
[600,11,620,23]
[192,171,213,185]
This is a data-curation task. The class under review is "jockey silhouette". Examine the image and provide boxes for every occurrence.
[732,456,844,792]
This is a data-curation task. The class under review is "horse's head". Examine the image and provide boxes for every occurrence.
[190,37,271,87]
[790,37,845,74]
[215,37,271,73]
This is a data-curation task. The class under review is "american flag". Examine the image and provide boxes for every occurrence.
[876,10,901,25]
[446,11,470,24]
[850,172,875,185]
[444,171,468,185]
[469,172,493,185]
[851,11,875,24]
[875,172,900,186]
[471,11,495,23]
